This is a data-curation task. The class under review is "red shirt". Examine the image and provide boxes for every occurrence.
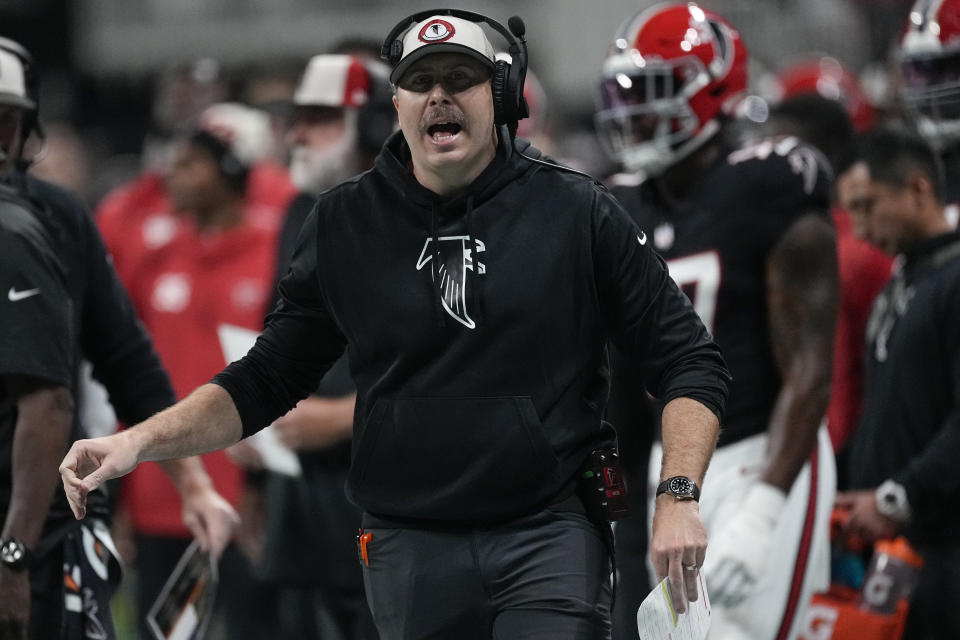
[116,216,278,536]
[96,163,296,537]
[96,172,176,284]
[96,162,293,537]
[827,206,892,450]
[96,163,295,285]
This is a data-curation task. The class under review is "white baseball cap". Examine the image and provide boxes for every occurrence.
[0,48,33,110]
[196,102,274,166]
[294,55,377,108]
[389,14,496,83]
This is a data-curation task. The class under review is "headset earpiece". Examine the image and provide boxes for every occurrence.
[388,40,404,66]
[491,60,510,127]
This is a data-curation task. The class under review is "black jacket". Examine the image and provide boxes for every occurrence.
[849,231,960,545]
[214,129,729,522]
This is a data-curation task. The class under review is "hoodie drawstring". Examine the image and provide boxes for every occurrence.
[464,195,482,326]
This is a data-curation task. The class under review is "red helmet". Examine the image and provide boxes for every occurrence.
[899,0,960,148]
[776,57,876,133]
[595,2,747,175]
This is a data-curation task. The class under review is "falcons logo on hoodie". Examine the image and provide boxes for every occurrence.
[416,235,486,329]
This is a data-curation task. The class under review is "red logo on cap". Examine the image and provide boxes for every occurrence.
[419,19,456,43]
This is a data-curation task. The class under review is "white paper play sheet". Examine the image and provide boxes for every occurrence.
[217,323,301,476]
[146,540,217,640]
[636,572,711,640]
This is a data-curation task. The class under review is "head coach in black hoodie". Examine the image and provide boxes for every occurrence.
[60,9,730,639]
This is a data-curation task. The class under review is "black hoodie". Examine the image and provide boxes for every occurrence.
[213,128,729,522]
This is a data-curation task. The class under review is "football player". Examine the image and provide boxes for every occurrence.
[596,5,838,639]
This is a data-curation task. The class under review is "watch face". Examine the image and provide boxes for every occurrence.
[669,477,693,497]
[1,540,23,564]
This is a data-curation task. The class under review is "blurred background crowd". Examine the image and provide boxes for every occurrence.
[4,0,925,207]
[3,0,958,638]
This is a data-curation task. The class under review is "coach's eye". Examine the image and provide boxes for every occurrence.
[402,73,437,93]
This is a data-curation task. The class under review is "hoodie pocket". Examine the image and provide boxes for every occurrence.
[350,396,560,519]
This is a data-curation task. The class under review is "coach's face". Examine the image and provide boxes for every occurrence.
[394,53,497,194]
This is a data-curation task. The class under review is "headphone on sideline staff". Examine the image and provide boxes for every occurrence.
[380,8,530,138]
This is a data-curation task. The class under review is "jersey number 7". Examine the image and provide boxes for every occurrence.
[666,251,721,334]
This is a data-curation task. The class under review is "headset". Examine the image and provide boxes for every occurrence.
[380,10,595,181]
[380,8,530,139]
[190,129,248,194]
[0,36,44,168]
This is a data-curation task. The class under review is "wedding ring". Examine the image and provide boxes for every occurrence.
[683,563,698,571]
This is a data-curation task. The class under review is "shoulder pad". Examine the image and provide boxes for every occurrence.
[725,136,831,200]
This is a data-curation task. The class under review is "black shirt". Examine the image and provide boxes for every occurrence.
[214,130,730,523]
[0,188,73,388]
[1,172,177,550]
[848,230,960,546]
[611,136,832,447]
[0,190,75,524]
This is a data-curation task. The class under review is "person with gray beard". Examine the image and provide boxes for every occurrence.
[246,54,395,640]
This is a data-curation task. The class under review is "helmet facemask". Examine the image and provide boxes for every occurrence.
[900,47,960,149]
[595,4,746,177]
[595,53,718,176]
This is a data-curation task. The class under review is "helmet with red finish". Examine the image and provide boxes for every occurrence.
[898,0,960,148]
[595,2,747,175]
[776,57,876,133]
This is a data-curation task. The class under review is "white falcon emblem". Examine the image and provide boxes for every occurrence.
[416,235,486,329]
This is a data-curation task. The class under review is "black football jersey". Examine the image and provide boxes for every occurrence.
[0,192,74,522]
[612,136,832,446]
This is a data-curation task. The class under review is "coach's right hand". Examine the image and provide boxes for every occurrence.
[59,430,141,520]
[651,494,707,613]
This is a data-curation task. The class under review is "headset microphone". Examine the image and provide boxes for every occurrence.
[507,16,530,124]
[508,16,525,39]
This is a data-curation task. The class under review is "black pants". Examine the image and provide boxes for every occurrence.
[903,543,960,639]
[360,507,612,640]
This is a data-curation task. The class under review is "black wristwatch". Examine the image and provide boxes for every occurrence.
[656,476,701,502]
[0,538,32,571]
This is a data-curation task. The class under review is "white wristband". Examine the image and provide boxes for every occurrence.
[743,482,787,522]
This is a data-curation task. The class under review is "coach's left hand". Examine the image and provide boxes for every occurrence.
[651,495,707,613]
